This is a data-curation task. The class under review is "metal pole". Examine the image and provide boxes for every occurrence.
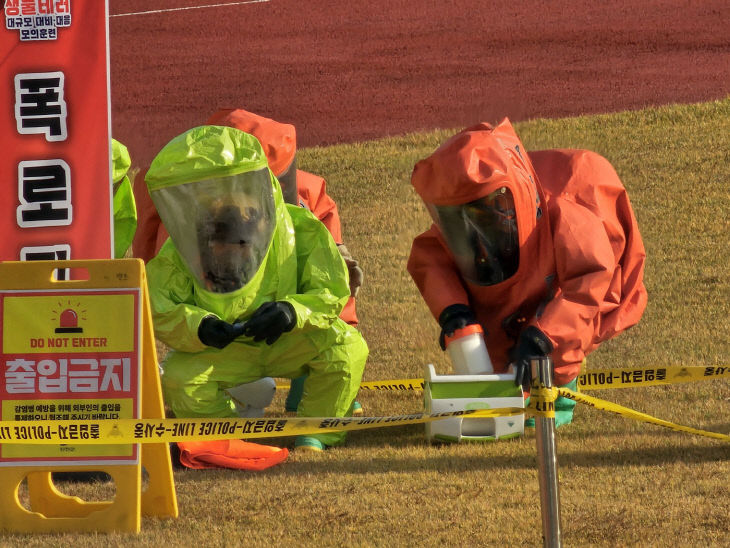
[533,356,562,547]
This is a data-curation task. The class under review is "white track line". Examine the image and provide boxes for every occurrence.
[110,0,269,18]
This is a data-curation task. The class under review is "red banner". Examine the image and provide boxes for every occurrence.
[0,0,112,272]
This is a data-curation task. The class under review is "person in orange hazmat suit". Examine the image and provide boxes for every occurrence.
[407,118,647,426]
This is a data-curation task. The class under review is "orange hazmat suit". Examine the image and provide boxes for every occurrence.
[407,119,647,386]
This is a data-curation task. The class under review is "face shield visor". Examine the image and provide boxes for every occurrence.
[429,187,519,286]
[151,168,275,293]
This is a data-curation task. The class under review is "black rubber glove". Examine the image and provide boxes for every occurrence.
[510,326,553,389]
[438,304,478,350]
[198,316,247,349]
[242,301,296,345]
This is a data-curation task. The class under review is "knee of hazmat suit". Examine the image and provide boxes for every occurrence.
[407,118,646,396]
[111,138,137,258]
[144,125,367,453]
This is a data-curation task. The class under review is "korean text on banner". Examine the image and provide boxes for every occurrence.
[0,287,141,466]
[0,0,113,266]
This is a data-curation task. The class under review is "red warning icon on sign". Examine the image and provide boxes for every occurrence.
[54,303,85,334]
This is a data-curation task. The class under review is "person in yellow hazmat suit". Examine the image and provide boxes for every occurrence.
[111,138,137,258]
[204,108,364,416]
[144,125,368,463]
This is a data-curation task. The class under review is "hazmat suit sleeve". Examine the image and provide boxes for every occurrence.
[113,174,137,258]
[110,139,137,259]
[283,205,350,331]
[296,170,343,244]
[407,224,470,320]
[146,239,211,353]
[531,197,615,367]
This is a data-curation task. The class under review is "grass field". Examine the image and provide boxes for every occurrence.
[4,98,730,547]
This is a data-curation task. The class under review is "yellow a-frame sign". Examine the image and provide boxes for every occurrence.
[0,259,177,533]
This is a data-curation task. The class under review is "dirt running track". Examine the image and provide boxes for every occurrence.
[109,0,729,168]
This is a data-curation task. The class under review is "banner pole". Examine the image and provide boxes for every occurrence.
[533,356,562,547]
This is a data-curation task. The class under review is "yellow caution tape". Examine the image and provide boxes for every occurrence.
[2,386,728,445]
[558,388,730,441]
[577,365,730,390]
[527,383,557,418]
[275,379,426,391]
[279,365,730,394]
[357,379,426,390]
[0,407,524,445]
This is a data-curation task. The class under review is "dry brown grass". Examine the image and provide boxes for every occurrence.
[3,99,729,547]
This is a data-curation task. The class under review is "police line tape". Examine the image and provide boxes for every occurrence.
[1,388,727,444]
[522,384,730,442]
[0,407,524,445]
[556,387,730,442]
[275,379,427,391]
[577,365,730,390]
[274,365,730,392]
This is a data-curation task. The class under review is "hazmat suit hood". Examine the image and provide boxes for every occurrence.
[206,108,299,205]
[145,125,294,304]
[411,118,548,286]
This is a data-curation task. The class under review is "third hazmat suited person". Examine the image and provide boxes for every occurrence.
[144,125,368,457]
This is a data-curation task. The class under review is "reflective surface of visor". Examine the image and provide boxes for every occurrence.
[431,187,519,286]
[151,169,275,292]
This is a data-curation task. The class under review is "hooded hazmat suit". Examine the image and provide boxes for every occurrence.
[145,125,368,449]
[132,111,361,321]
[408,119,647,423]
[203,108,363,416]
[111,139,137,258]
[132,109,363,326]
[204,108,361,324]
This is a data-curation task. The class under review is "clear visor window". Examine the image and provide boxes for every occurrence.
[431,187,519,286]
[151,169,275,293]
